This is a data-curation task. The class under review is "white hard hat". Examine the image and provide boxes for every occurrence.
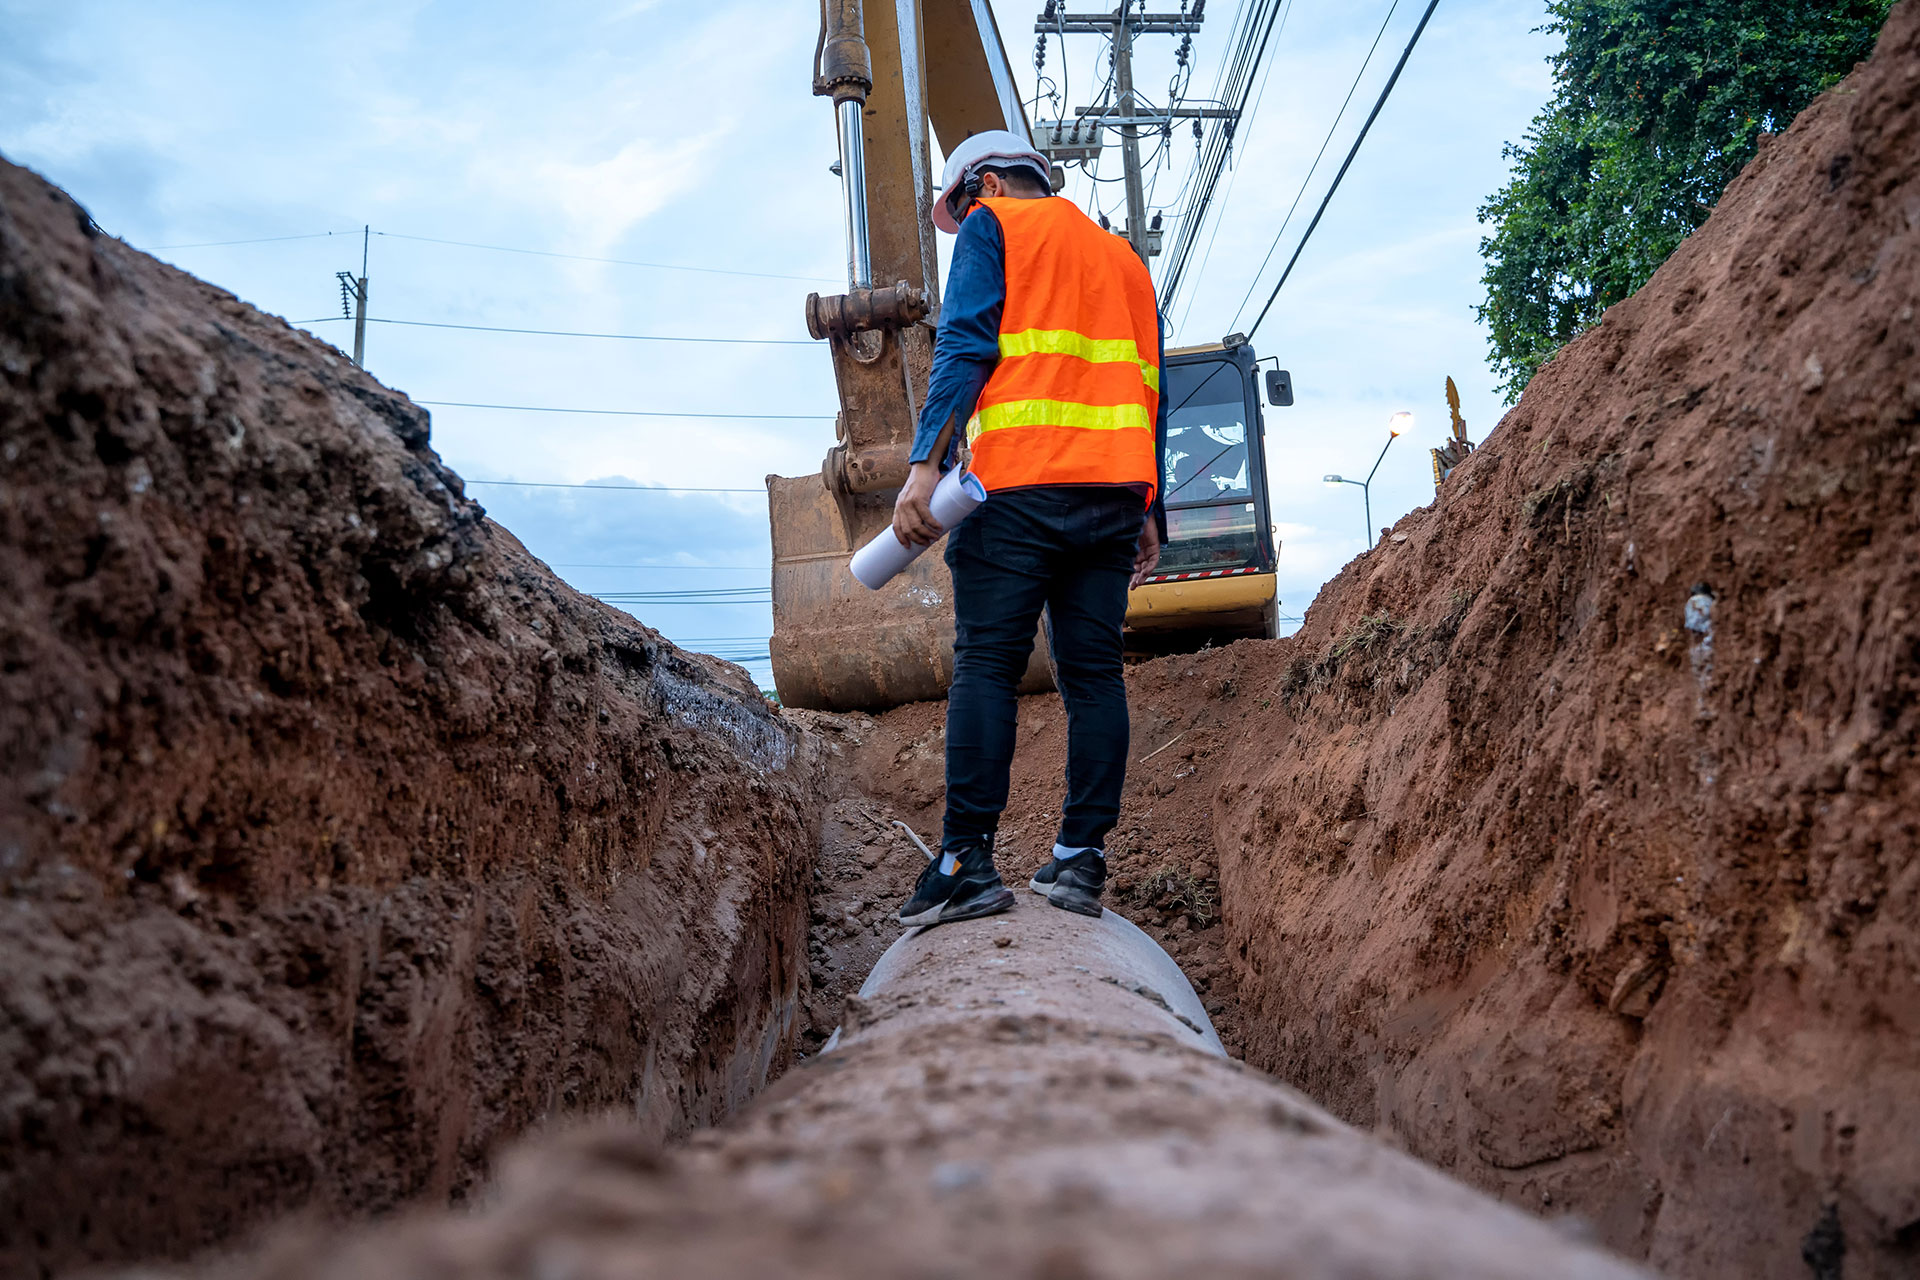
[933,129,1052,233]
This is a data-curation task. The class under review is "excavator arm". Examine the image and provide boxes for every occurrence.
[922,0,1032,154]
[767,0,1047,710]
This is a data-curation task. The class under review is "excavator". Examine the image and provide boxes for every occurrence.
[767,0,1288,710]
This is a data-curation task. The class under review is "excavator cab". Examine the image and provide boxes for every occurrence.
[1125,338,1284,653]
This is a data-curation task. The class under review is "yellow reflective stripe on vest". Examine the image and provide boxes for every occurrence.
[996,329,1160,393]
[969,398,1155,438]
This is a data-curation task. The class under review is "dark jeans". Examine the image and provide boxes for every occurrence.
[942,484,1142,855]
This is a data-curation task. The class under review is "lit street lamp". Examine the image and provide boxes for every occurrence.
[1324,412,1413,549]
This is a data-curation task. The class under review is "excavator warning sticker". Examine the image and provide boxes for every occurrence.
[1142,566,1262,585]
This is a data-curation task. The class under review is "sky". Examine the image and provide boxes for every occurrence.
[0,0,1559,692]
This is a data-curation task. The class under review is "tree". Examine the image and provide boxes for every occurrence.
[1475,0,1891,401]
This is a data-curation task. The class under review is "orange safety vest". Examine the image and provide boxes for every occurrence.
[964,196,1160,505]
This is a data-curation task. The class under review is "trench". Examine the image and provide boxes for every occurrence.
[203,814,1649,1280]
[12,7,1920,1265]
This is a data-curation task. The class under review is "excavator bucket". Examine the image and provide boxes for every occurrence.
[768,474,1051,710]
[767,298,1049,710]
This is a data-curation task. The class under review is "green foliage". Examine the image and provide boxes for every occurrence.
[1476,0,1891,401]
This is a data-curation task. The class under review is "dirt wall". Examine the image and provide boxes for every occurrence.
[0,157,823,1276]
[1215,8,1920,1275]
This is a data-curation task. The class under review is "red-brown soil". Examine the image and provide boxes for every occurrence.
[842,6,1920,1275]
[0,157,824,1276]
[1209,9,1919,1275]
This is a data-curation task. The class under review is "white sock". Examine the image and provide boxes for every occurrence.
[1052,843,1104,861]
[940,853,961,875]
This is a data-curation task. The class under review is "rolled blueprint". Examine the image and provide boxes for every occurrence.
[849,467,988,590]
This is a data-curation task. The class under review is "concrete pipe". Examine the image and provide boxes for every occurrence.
[247,897,1649,1280]
[824,893,1226,1056]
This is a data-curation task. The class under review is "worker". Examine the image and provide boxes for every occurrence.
[892,130,1166,926]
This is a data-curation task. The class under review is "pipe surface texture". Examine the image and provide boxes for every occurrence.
[221,900,1649,1279]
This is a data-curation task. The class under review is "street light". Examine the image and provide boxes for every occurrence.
[1326,412,1414,549]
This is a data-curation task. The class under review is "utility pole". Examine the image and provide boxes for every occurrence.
[353,225,368,367]
[1110,10,1149,263]
[1032,2,1212,264]
[335,225,369,367]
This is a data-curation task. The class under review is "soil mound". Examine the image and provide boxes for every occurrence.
[0,158,823,1275]
[1212,7,1919,1275]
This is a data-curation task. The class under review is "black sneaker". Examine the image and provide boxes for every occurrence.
[1030,845,1101,894]
[1028,858,1062,895]
[898,837,1015,927]
[1045,850,1106,917]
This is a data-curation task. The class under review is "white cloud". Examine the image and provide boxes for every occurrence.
[521,134,716,253]
[1,0,1560,678]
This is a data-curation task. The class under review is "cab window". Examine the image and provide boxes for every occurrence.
[1162,360,1250,505]
[1158,503,1259,574]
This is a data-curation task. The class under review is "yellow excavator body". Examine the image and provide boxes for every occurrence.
[1122,338,1283,655]
[1128,572,1276,630]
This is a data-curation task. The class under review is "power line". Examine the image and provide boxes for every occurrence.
[1244,0,1441,342]
[147,231,361,250]
[602,587,768,595]
[1230,0,1401,331]
[1173,0,1296,333]
[304,316,812,346]
[550,563,769,570]
[1157,0,1296,318]
[372,231,838,284]
[596,595,772,605]
[419,400,831,421]
[143,227,837,284]
[594,587,771,600]
[462,479,764,493]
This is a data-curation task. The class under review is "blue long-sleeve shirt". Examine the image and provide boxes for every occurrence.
[910,200,1169,539]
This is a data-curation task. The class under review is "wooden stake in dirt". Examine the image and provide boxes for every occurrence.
[1139,731,1186,764]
